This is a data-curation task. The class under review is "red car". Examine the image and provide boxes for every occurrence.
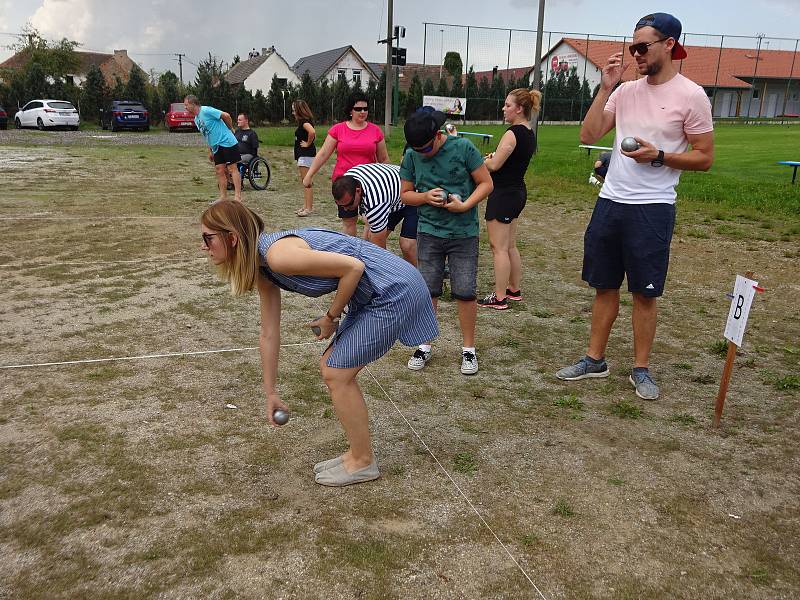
[164,102,197,132]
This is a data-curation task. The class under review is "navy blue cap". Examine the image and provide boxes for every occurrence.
[404,107,447,147]
[635,13,687,59]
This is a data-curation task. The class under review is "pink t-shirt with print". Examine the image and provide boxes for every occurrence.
[328,121,385,179]
[601,73,713,204]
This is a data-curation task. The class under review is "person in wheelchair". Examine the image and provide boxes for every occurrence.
[227,113,260,189]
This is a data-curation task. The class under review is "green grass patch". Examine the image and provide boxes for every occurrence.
[709,340,730,357]
[669,413,698,426]
[610,399,642,419]
[453,452,477,474]
[552,498,576,517]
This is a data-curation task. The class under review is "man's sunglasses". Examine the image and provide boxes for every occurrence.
[628,38,668,57]
[412,138,436,154]
[352,106,369,112]
[202,232,221,246]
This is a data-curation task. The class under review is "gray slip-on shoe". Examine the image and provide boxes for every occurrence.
[315,460,380,487]
[629,369,660,400]
[313,456,344,474]
[556,356,609,381]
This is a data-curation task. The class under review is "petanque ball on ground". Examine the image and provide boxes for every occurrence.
[273,409,289,426]
[621,137,640,152]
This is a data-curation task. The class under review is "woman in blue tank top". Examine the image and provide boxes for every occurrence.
[200,201,438,487]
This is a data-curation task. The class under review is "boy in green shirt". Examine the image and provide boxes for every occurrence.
[400,109,493,375]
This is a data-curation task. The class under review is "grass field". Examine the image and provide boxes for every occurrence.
[0,128,799,599]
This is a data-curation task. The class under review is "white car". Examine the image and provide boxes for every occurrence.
[14,99,80,131]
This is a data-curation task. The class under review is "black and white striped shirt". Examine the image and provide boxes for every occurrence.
[344,163,404,234]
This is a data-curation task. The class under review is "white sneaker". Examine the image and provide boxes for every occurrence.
[461,351,478,375]
[407,348,431,370]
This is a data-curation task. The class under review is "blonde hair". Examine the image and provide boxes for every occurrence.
[201,201,264,296]
[507,88,542,119]
[293,99,314,122]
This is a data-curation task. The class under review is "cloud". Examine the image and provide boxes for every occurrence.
[30,0,93,42]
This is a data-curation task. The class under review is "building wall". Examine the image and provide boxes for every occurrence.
[712,81,799,117]
[324,51,375,88]
[531,41,603,90]
[246,54,300,95]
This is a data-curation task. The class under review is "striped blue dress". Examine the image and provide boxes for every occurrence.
[257,228,439,369]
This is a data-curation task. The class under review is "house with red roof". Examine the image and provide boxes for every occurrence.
[0,49,142,88]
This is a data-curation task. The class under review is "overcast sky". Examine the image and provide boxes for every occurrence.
[2,0,798,82]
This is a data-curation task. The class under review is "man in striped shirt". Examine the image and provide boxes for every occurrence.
[332,163,418,265]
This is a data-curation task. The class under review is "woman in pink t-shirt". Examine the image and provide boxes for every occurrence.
[302,92,389,236]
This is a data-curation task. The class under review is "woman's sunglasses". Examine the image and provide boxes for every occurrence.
[628,38,668,57]
[352,106,369,112]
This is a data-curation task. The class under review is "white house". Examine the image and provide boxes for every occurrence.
[292,46,379,88]
[224,47,299,94]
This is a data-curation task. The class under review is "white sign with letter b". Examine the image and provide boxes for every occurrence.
[724,275,758,347]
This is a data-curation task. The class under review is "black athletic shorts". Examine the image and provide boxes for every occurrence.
[213,144,241,165]
[582,196,676,298]
[485,184,527,224]
[386,205,419,239]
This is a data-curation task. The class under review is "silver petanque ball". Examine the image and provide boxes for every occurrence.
[621,137,640,152]
[273,409,289,426]
[447,193,461,203]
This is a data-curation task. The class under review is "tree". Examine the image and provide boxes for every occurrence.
[366,77,378,123]
[450,74,464,99]
[406,72,423,116]
[331,76,350,122]
[436,75,449,97]
[252,89,268,125]
[24,62,49,101]
[266,73,285,123]
[81,64,109,122]
[318,78,332,123]
[465,67,478,100]
[125,66,147,102]
[298,72,317,116]
[422,77,435,97]
[374,71,386,123]
[111,75,125,101]
[159,71,181,104]
[443,52,463,80]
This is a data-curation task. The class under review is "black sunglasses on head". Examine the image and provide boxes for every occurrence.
[628,38,668,57]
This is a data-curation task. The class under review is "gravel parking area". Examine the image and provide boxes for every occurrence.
[0,128,207,147]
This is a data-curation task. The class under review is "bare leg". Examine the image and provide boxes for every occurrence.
[457,298,477,348]
[228,164,242,202]
[214,164,228,200]
[508,219,522,292]
[298,166,313,212]
[587,288,620,360]
[486,219,511,298]
[342,216,357,237]
[399,236,417,266]
[632,293,657,369]
[319,346,372,471]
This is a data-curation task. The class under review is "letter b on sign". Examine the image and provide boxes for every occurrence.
[723,275,757,347]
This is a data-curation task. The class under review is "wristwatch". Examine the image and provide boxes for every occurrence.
[651,150,665,168]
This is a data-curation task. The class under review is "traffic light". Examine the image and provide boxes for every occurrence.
[391,47,407,66]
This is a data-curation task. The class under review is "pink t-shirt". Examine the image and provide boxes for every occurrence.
[601,74,713,204]
[328,121,385,179]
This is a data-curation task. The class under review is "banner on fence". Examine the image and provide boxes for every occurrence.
[423,96,467,115]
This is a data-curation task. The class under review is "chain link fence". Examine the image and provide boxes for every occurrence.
[420,22,800,122]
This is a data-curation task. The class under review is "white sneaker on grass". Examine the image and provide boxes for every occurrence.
[461,351,478,375]
[407,348,431,370]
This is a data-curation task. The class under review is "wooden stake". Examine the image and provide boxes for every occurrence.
[713,341,738,428]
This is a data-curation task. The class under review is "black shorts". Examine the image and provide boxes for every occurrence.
[582,196,676,298]
[213,145,241,165]
[386,205,418,239]
[485,184,527,224]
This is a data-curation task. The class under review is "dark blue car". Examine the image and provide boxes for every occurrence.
[101,100,150,131]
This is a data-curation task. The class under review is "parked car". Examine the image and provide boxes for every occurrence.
[0,105,7,130]
[14,99,80,130]
[164,102,197,132]
[101,100,150,132]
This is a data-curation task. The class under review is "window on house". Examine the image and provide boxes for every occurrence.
[752,88,760,99]
[337,69,346,81]
[352,69,361,85]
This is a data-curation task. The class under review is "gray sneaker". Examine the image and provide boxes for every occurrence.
[629,369,659,400]
[555,356,609,381]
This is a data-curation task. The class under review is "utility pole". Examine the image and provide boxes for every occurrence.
[175,53,185,85]
[530,0,546,138]
[384,0,393,137]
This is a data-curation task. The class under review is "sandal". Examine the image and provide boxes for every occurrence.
[296,208,313,217]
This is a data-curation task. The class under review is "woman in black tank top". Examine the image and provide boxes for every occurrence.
[292,100,317,216]
[477,88,541,310]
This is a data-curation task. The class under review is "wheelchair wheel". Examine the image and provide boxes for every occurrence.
[248,157,271,191]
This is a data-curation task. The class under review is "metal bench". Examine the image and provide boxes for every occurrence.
[777,161,800,184]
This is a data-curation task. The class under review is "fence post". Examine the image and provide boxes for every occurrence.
[711,35,724,116]
[507,29,512,72]
[539,31,552,122]
[745,34,763,118]
[423,23,427,67]
[465,26,470,79]
[579,34,589,123]
[781,38,798,118]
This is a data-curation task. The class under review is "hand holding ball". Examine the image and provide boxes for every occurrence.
[621,137,640,152]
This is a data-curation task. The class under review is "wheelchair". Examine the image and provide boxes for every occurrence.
[234,155,271,191]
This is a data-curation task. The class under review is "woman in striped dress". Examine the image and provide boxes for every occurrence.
[201,201,438,487]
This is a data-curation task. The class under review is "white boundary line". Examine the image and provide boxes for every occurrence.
[364,365,548,599]
[0,342,322,370]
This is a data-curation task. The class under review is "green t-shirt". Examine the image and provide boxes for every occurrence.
[399,136,484,239]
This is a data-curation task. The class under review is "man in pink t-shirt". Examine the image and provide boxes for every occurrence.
[556,13,714,401]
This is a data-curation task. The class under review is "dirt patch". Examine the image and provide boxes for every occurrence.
[0,143,798,599]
